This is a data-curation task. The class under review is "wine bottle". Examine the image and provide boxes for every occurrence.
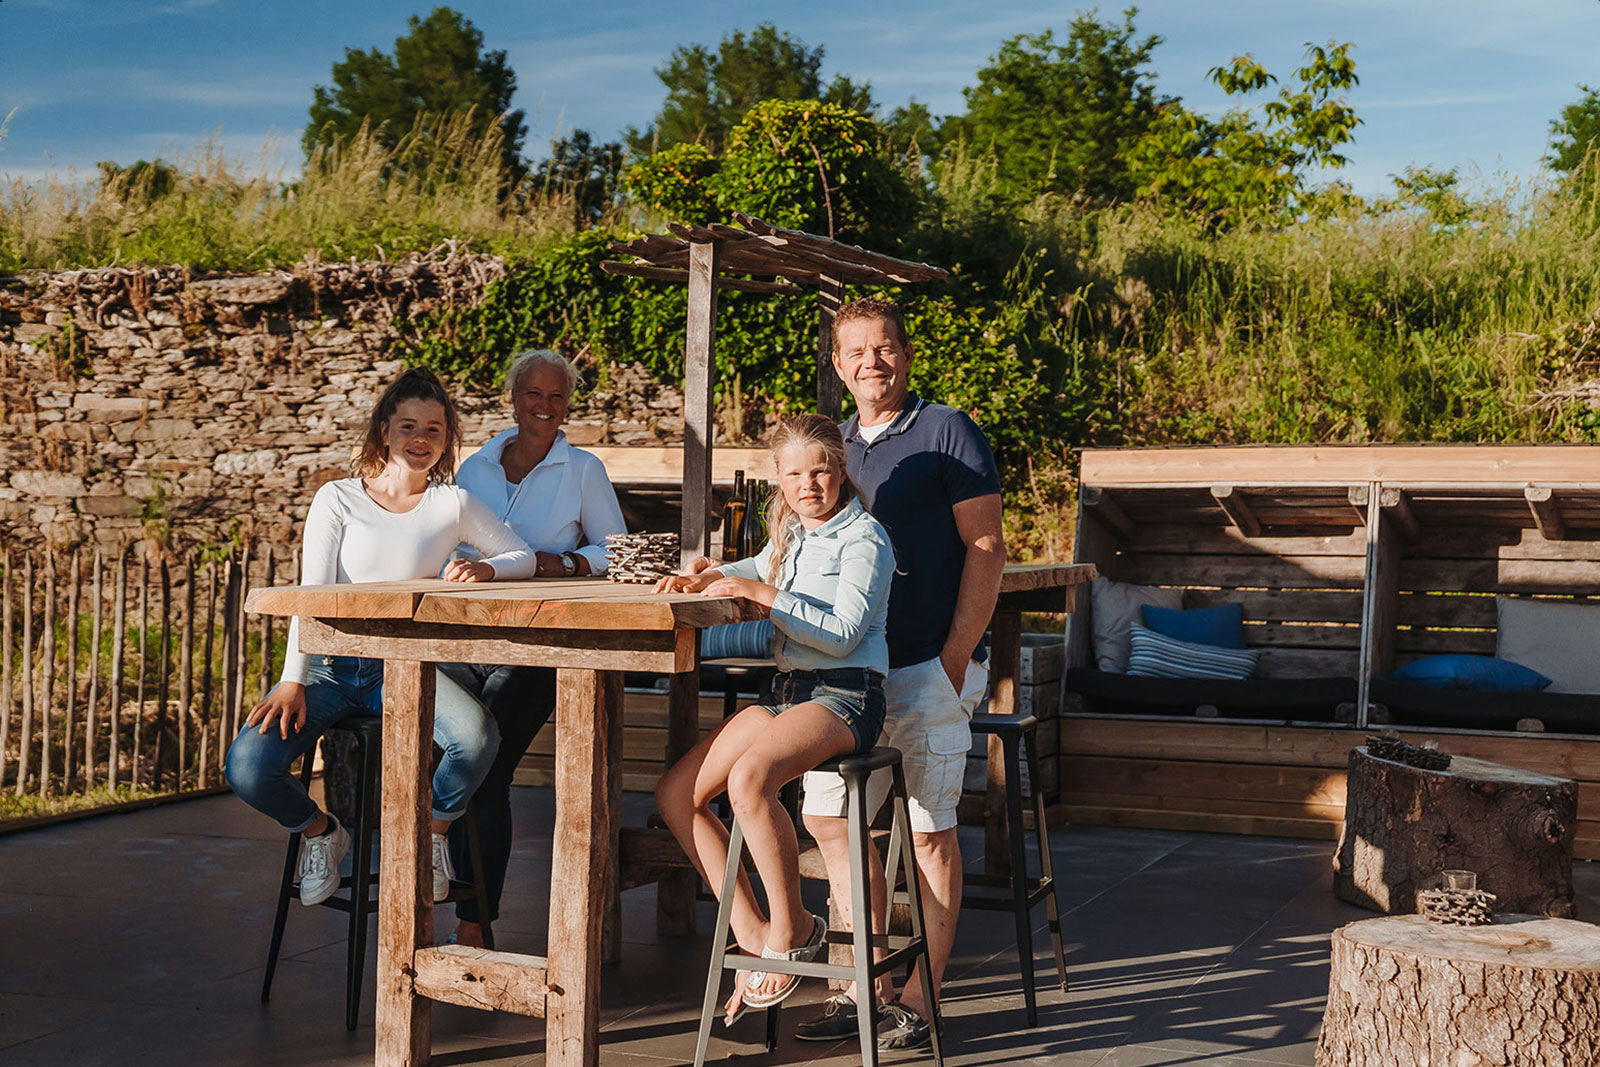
[722,469,747,561]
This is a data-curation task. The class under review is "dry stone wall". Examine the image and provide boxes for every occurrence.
[0,258,686,553]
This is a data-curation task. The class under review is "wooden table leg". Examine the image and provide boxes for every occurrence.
[377,659,435,1067]
[547,667,622,1067]
[985,612,1022,877]
[656,649,701,936]
[601,685,625,965]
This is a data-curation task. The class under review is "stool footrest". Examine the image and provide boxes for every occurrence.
[717,935,927,983]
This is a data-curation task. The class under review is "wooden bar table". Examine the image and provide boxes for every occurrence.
[245,577,758,1067]
[980,562,1098,873]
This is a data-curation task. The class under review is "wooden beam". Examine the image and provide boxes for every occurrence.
[732,212,949,282]
[816,275,844,420]
[597,260,804,295]
[1210,485,1261,538]
[1527,486,1568,541]
[681,241,719,567]
[1082,444,1600,489]
[377,659,433,1067]
[1080,486,1134,539]
[1379,488,1422,542]
[294,616,693,673]
[1356,483,1401,726]
[546,668,622,1067]
[411,945,549,1016]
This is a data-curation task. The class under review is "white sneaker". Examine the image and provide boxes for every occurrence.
[431,832,455,903]
[297,815,350,907]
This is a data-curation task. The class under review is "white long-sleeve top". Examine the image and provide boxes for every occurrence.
[278,478,537,685]
[454,428,628,575]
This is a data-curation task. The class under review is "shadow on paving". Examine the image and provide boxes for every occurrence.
[3,790,1597,1067]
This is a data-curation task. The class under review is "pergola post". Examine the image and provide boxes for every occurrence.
[816,274,844,421]
[681,240,720,565]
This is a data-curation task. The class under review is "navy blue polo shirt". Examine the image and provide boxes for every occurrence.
[842,393,1002,669]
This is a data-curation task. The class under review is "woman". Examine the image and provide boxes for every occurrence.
[227,367,537,908]
[443,348,627,947]
[654,414,895,1023]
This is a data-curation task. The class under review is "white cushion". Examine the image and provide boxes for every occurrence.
[1496,597,1600,695]
[1126,623,1261,680]
[1090,576,1183,673]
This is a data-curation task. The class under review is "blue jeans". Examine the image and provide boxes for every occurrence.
[226,656,500,832]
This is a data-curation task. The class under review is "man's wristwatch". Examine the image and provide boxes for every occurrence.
[558,551,579,577]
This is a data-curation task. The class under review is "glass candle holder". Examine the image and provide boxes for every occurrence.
[1442,869,1477,891]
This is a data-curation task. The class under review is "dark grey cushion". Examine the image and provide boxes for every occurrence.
[1066,669,1355,721]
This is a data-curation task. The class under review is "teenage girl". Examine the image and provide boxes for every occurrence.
[654,413,895,1022]
[227,368,537,909]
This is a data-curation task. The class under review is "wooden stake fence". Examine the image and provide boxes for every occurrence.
[0,543,290,812]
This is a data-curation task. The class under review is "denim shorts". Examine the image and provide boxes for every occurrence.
[753,667,886,755]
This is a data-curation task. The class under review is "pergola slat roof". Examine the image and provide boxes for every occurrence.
[594,213,950,565]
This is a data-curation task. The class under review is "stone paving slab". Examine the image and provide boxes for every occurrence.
[3,789,1597,1067]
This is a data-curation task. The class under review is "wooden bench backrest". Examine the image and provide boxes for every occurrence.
[1073,446,1600,684]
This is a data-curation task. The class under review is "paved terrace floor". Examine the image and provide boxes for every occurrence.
[5,789,1599,1067]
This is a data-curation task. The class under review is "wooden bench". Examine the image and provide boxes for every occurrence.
[1065,444,1600,858]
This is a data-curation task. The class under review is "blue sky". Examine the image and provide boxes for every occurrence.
[3,0,1599,198]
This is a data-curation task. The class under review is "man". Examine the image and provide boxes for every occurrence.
[795,296,1006,1049]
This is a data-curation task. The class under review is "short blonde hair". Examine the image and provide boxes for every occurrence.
[505,348,583,399]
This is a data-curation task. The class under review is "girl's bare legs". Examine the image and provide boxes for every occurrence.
[656,702,856,1012]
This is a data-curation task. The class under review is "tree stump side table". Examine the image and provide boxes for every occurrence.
[1332,748,1576,917]
[1316,915,1600,1066]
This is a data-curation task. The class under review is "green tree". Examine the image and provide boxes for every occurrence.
[621,100,917,243]
[304,7,526,177]
[533,130,624,225]
[628,23,873,156]
[1549,85,1600,174]
[1125,42,1361,225]
[945,8,1164,204]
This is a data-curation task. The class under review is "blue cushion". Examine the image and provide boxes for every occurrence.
[1390,655,1552,692]
[1125,623,1260,680]
[699,620,774,661]
[1141,602,1245,649]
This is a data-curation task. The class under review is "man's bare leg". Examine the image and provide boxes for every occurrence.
[896,826,961,1018]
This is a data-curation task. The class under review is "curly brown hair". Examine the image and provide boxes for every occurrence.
[831,295,908,349]
[350,367,461,484]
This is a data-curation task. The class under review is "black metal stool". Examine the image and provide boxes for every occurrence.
[693,746,944,1067]
[259,716,493,1031]
[962,711,1067,1027]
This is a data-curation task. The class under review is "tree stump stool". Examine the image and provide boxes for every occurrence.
[1316,915,1600,1066]
[1332,748,1575,917]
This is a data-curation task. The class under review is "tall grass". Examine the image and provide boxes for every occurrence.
[1024,175,1600,447]
[0,112,586,271]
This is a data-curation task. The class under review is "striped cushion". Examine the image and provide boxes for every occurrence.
[699,619,775,660]
[1125,623,1260,680]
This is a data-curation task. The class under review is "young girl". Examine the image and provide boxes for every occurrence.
[654,414,896,1023]
[227,368,537,909]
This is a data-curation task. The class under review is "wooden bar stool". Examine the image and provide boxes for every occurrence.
[259,716,493,1031]
[692,747,944,1067]
[962,711,1067,1027]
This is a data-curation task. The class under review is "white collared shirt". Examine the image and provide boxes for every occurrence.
[454,428,628,574]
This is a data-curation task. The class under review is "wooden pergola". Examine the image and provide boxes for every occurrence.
[601,212,948,564]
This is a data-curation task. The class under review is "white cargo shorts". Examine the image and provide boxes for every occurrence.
[800,654,988,834]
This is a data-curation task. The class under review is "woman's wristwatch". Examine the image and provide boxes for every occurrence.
[558,551,579,576]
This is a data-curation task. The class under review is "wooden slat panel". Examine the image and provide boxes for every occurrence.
[1402,558,1600,595]
[1060,790,1347,823]
[1113,553,1366,589]
[1243,621,1363,650]
[1187,588,1365,623]
[1063,755,1348,806]
[580,446,774,486]
[1255,647,1360,677]
[1132,524,1368,557]
[1397,592,1498,628]
[1395,629,1496,655]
